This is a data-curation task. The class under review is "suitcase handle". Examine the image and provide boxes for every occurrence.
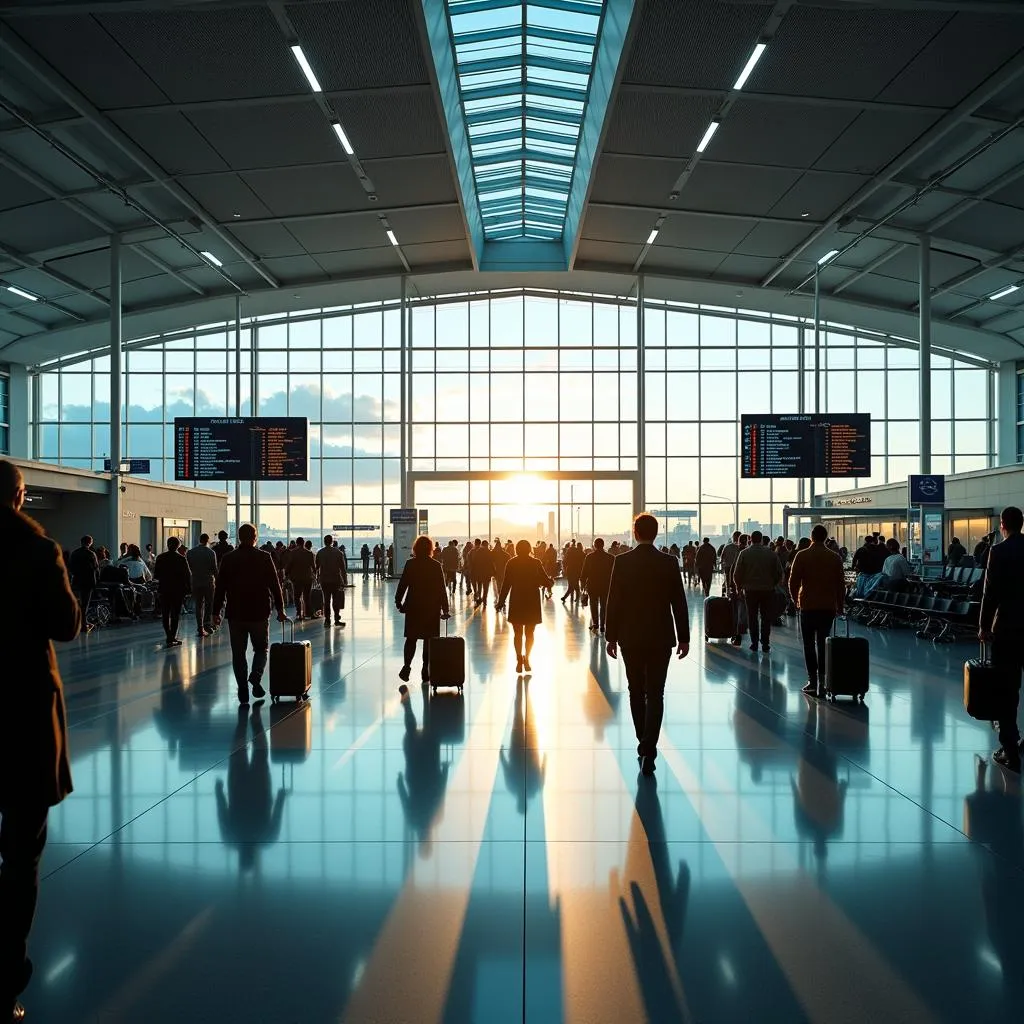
[832,614,851,638]
[282,619,294,643]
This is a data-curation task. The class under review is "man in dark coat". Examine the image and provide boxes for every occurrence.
[67,534,99,619]
[0,461,81,1023]
[694,537,718,597]
[580,538,615,635]
[315,535,348,629]
[605,513,689,777]
[154,537,192,648]
[286,536,316,621]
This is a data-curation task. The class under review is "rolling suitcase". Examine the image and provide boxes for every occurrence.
[269,700,312,762]
[825,617,869,703]
[964,643,1005,722]
[269,620,312,703]
[704,596,735,641]
[428,619,465,694]
[308,584,324,617]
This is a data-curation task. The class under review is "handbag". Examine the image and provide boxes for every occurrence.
[581,591,589,607]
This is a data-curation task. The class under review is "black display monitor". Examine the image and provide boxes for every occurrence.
[174,417,309,481]
[741,414,871,479]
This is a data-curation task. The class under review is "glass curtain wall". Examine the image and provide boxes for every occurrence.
[31,290,994,546]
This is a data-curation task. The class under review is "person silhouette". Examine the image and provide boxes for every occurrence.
[397,690,455,856]
[500,678,546,814]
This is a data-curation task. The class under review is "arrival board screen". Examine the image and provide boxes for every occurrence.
[741,414,871,479]
[174,417,308,481]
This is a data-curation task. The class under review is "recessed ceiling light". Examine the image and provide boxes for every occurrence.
[199,250,223,267]
[696,121,720,153]
[332,122,354,156]
[290,44,323,93]
[989,284,1020,300]
[732,42,767,91]
[386,229,399,247]
[801,211,810,218]
[7,285,37,301]
[232,212,241,219]
[817,249,840,266]
[646,229,659,245]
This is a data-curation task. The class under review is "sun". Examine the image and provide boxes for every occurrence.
[492,473,553,526]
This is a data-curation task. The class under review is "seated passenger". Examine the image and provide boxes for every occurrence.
[117,544,152,582]
[881,538,912,587]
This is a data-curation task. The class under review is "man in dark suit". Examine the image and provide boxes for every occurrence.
[0,461,81,1023]
[580,538,615,635]
[67,535,99,619]
[606,513,690,776]
[154,537,192,648]
[979,506,1024,773]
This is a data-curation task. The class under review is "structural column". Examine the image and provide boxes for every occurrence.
[234,295,242,537]
[919,233,932,474]
[809,267,821,508]
[109,234,122,553]
[7,363,30,458]
[636,273,645,515]
[399,275,408,509]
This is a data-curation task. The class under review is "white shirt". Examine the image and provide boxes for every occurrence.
[119,556,152,582]
[883,553,912,581]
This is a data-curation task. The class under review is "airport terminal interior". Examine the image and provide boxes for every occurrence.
[2,0,1024,1021]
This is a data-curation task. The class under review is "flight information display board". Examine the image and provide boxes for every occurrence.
[741,414,871,479]
[174,417,308,481]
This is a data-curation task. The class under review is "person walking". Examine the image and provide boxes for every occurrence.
[732,530,783,654]
[605,514,689,777]
[694,537,717,597]
[286,536,315,621]
[496,539,554,674]
[979,506,1024,772]
[440,539,460,597]
[360,543,371,577]
[580,538,614,635]
[315,535,348,629]
[0,460,81,1024]
[154,537,192,648]
[67,534,99,619]
[212,523,289,705]
[788,524,847,698]
[473,538,495,609]
[186,533,218,637]
[562,540,585,604]
[395,535,450,684]
[212,529,233,566]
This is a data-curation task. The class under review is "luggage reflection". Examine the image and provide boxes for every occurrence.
[792,697,848,869]
[269,700,312,764]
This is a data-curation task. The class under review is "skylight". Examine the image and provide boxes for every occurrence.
[446,0,604,241]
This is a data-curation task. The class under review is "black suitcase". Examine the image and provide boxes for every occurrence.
[428,621,465,693]
[269,621,312,703]
[964,644,1006,722]
[704,596,735,641]
[825,617,869,702]
[308,585,324,617]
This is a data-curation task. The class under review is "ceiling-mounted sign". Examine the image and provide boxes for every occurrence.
[909,474,945,506]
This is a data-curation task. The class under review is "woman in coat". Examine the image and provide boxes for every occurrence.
[496,539,554,674]
[395,535,450,683]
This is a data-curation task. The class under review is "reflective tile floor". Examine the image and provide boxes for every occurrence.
[23,575,1024,1022]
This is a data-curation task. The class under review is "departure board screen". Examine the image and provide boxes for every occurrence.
[741,414,871,479]
[174,418,308,481]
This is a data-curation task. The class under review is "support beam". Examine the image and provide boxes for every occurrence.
[234,294,242,538]
[109,235,122,554]
[131,244,205,296]
[0,240,107,308]
[919,234,932,475]
[636,273,645,512]
[400,274,408,508]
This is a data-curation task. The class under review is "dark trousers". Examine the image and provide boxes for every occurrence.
[800,610,835,685]
[565,574,580,600]
[322,582,343,622]
[161,592,184,640]
[744,590,774,648]
[228,619,271,691]
[293,579,313,618]
[403,637,430,680]
[622,645,673,760]
[698,569,713,597]
[192,582,214,632]
[0,802,49,1007]
[591,591,608,632]
[74,584,93,618]
[362,556,369,576]
[475,577,490,603]
[992,633,1024,753]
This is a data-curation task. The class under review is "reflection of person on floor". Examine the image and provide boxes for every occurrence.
[397,692,450,855]
[501,679,546,814]
[583,642,620,741]
[215,705,286,872]
[791,698,847,865]
[964,755,1024,999]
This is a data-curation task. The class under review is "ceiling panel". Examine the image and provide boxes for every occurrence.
[0,166,51,211]
[644,247,724,276]
[580,205,658,244]
[386,206,466,247]
[225,223,307,260]
[681,163,801,216]
[402,240,472,268]
[47,247,152,289]
[942,205,1024,253]
[109,110,229,177]
[713,254,781,282]
[655,214,751,254]
[332,90,446,161]
[589,153,686,205]
[286,216,389,254]
[0,204,103,254]
[173,173,273,221]
[311,248,403,277]
[123,274,195,308]
[604,92,719,160]
[768,170,869,220]
[575,239,644,268]
[814,109,942,176]
[733,222,817,259]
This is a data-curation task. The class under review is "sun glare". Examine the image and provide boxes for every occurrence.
[492,473,552,527]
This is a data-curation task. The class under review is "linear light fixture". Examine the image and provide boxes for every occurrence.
[646,229,659,245]
[817,249,840,266]
[290,44,323,93]
[199,250,223,267]
[6,285,38,301]
[332,122,354,156]
[989,284,1020,300]
[386,229,399,247]
[733,42,767,91]
[696,121,720,154]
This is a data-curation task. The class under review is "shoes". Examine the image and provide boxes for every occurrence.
[337,621,346,628]
[730,636,741,646]
[801,681,819,696]
[166,638,182,648]
[399,665,412,683]
[762,645,771,654]
[993,748,1022,773]
[523,656,531,672]
[250,680,266,700]
[749,643,759,653]
[324,620,331,629]
[640,755,656,777]
[516,655,524,674]
[237,688,250,705]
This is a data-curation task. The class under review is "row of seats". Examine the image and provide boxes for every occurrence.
[850,587,979,643]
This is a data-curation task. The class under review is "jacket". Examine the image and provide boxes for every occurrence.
[605,543,689,650]
[580,549,614,596]
[186,543,218,587]
[395,556,449,638]
[287,546,316,582]
[732,544,783,593]
[315,544,348,585]
[980,532,1024,635]
[497,555,553,626]
[0,507,80,806]
[852,543,886,575]
[695,543,717,573]
[788,543,846,613]
[154,550,192,595]
[472,545,495,580]
[213,546,286,621]
[68,544,99,587]
[212,539,233,565]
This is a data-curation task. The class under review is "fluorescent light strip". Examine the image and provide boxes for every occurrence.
[696,121,720,154]
[989,284,1020,300]
[646,229,659,245]
[386,230,399,247]
[290,45,323,93]
[733,42,767,91]
[817,248,840,266]
[199,250,223,267]
[7,285,37,301]
[333,122,354,156]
